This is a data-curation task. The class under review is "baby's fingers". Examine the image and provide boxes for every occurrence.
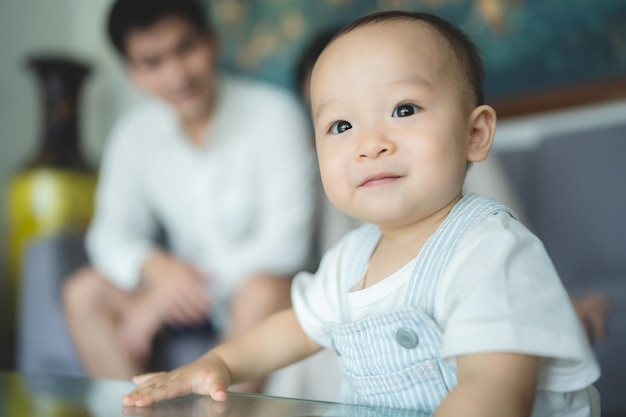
[131,372,161,385]
[124,378,192,407]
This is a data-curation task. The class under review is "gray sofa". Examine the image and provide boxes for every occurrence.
[15,120,626,412]
[498,121,626,413]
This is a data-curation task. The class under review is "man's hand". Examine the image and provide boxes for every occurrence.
[572,293,611,345]
[141,250,211,326]
[123,352,232,407]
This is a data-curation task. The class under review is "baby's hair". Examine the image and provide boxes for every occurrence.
[335,11,485,108]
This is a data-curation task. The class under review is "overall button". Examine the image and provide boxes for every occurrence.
[396,328,419,349]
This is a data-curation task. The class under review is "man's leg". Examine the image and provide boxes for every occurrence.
[225,274,293,393]
[63,267,149,379]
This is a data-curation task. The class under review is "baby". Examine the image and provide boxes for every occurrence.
[123,11,600,417]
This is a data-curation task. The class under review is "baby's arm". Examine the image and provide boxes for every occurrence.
[122,308,321,407]
[435,352,540,417]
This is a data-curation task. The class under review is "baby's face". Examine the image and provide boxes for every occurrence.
[310,21,475,228]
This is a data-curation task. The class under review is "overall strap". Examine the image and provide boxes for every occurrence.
[402,194,516,314]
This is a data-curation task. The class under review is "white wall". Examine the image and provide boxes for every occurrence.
[493,99,626,151]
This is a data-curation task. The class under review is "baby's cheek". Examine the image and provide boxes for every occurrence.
[320,170,341,200]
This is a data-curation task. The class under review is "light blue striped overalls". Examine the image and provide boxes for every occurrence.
[324,194,516,414]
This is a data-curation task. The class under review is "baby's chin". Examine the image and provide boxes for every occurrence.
[347,209,400,228]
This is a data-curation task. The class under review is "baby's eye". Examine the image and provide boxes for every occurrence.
[329,120,352,134]
[392,103,420,118]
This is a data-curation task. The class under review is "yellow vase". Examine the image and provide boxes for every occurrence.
[4,56,97,330]
[6,169,96,303]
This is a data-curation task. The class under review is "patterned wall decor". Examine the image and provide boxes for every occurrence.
[205,0,626,102]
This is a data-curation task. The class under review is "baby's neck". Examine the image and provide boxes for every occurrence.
[364,197,460,289]
[364,226,431,289]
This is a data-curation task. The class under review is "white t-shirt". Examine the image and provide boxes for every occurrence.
[87,76,317,304]
[292,212,600,416]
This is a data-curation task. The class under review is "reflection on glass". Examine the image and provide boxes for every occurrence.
[1,371,430,417]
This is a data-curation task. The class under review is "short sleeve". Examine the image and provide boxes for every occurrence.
[292,246,345,349]
[292,226,372,348]
[437,213,599,391]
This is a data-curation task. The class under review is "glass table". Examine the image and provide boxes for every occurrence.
[0,370,428,417]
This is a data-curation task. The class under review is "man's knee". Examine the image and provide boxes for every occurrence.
[233,274,293,316]
[63,266,115,314]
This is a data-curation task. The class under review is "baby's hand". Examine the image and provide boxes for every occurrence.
[122,354,231,407]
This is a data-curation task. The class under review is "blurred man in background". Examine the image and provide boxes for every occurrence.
[63,0,316,392]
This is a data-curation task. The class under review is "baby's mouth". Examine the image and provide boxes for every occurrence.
[359,173,402,187]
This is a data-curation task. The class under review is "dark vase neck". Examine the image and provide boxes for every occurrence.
[27,56,92,171]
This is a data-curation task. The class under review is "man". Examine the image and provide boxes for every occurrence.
[63,0,316,389]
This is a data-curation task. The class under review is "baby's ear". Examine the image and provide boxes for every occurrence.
[466,105,497,162]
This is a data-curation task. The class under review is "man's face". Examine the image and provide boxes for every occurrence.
[125,16,217,123]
